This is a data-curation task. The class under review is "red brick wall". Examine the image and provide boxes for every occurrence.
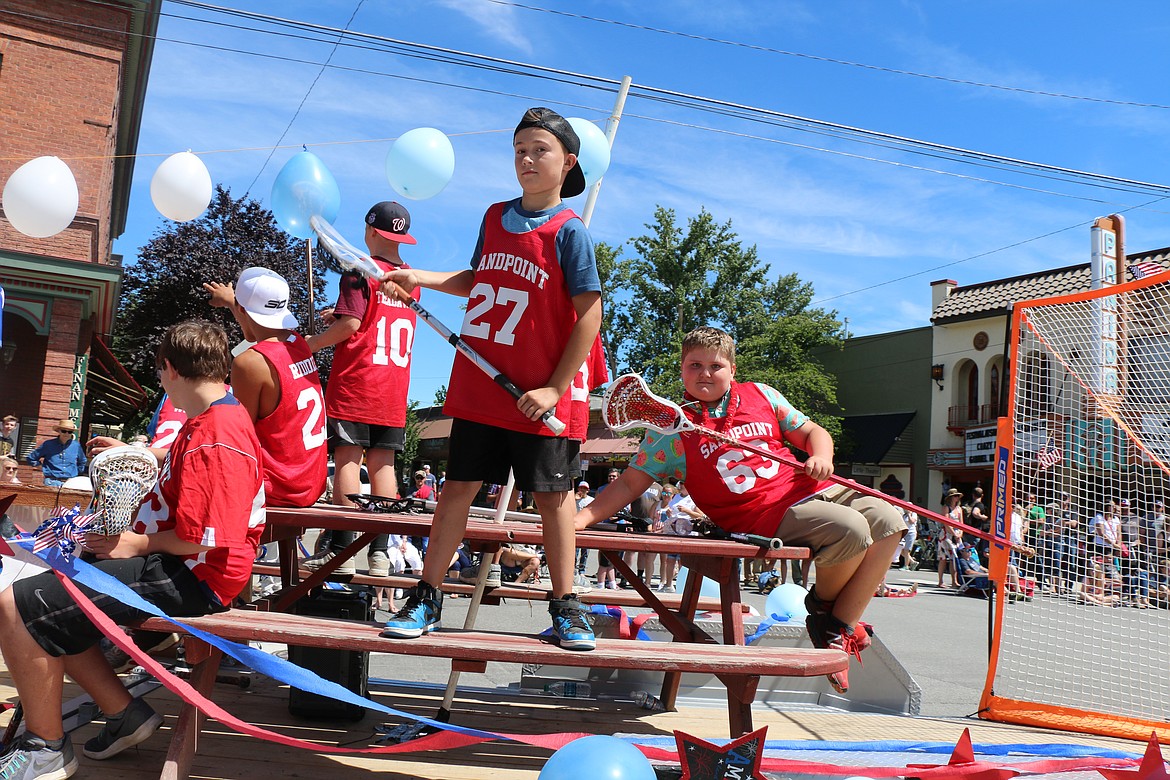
[0,0,133,264]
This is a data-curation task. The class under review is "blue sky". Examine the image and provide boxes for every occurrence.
[113,1,1170,405]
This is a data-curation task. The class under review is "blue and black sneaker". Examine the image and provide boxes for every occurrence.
[549,595,595,651]
[381,581,442,639]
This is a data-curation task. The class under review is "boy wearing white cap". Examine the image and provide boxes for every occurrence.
[204,267,327,508]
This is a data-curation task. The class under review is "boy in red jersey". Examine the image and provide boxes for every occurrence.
[575,327,905,691]
[304,202,421,576]
[203,267,327,507]
[382,107,603,650]
[0,321,265,778]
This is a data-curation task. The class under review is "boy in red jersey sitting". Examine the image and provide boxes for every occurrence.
[575,327,905,692]
[0,321,265,779]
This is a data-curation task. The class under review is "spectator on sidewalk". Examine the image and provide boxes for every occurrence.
[26,419,87,487]
[0,415,18,457]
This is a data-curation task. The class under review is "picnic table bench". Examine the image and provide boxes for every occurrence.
[135,609,846,780]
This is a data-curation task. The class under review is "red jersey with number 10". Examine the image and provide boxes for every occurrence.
[444,202,588,436]
[325,258,420,427]
[249,333,328,507]
[680,382,831,536]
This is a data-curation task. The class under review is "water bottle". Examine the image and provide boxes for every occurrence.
[631,690,665,711]
[545,680,591,698]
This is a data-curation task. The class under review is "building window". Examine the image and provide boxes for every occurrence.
[966,365,979,420]
[990,364,1000,417]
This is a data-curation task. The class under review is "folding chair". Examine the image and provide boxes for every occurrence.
[955,551,993,599]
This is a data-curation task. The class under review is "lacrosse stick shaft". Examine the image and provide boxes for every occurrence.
[703,430,1031,556]
[397,292,566,435]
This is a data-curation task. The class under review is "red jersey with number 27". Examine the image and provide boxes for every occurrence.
[680,382,831,536]
[248,333,328,507]
[444,202,588,436]
[325,257,420,427]
[132,395,266,606]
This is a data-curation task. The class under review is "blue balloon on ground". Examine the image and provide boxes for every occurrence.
[766,583,809,620]
[386,127,455,200]
[538,735,655,780]
[270,151,340,239]
[566,117,611,187]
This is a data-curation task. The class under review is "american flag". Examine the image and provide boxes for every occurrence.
[1129,260,1167,280]
[32,505,96,558]
[1036,437,1062,470]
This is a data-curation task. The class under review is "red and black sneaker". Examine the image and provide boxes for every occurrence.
[806,612,867,694]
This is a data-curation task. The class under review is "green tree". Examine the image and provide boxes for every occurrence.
[433,385,447,406]
[112,186,327,393]
[401,400,422,482]
[603,206,843,434]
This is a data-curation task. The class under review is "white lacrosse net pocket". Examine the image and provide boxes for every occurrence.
[89,446,158,536]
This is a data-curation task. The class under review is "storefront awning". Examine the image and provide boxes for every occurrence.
[87,336,149,424]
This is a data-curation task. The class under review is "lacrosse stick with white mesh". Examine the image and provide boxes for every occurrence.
[311,215,565,435]
[88,446,158,536]
[603,373,1033,556]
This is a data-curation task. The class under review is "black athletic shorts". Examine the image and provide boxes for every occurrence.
[447,418,579,493]
[12,554,225,657]
[328,418,405,451]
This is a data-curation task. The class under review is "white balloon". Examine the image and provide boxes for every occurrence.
[2,156,79,238]
[151,152,213,222]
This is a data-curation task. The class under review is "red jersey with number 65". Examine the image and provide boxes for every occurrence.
[444,202,584,436]
[680,382,831,536]
[325,257,420,427]
[249,333,328,507]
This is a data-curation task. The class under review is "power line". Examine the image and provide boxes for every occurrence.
[243,0,368,197]
[485,0,1170,111]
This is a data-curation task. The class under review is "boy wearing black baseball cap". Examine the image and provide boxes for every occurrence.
[305,201,421,577]
[382,107,604,650]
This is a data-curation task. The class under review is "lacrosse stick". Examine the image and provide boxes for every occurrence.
[603,374,1034,557]
[311,215,565,435]
[88,446,158,536]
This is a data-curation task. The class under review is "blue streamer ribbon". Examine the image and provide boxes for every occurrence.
[20,539,500,740]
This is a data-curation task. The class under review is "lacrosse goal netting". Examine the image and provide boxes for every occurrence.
[982,272,1170,741]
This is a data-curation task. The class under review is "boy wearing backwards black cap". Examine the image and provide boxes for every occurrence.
[304,202,421,576]
[382,107,603,650]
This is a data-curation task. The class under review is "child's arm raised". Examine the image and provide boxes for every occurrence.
[384,267,476,297]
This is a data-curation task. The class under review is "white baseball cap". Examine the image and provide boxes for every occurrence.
[235,267,298,330]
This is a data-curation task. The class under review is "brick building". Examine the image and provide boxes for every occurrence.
[0,0,159,480]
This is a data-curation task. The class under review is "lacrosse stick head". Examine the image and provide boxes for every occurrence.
[88,446,158,535]
[310,215,385,280]
[602,374,689,435]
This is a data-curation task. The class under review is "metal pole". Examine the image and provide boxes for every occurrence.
[579,74,632,229]
[305,239,317,337]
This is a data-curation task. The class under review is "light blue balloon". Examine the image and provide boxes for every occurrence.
[538,735,655,780]
[673,566,720,601]
[766,583,809,621]
[385,127,455,201]
[566,117,611,187]
[270,151,340,239]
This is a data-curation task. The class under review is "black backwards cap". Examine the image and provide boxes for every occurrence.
[514,107,586,198]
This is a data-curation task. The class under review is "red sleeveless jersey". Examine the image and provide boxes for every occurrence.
[445,202,598,436]
[681,382,831,536]
[249,334,328,507]
[149,395,188,449]
[325,258,419,427]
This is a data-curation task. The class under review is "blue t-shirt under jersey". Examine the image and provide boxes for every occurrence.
[471,198,600,297]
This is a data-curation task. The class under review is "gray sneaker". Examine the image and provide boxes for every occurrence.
[0,735,78,780]
[302,550,355,576]
[82,697,164,760]
[458,563,502,588]
[367,551,391,577]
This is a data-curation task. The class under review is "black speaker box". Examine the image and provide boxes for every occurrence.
[287,588,371,721]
